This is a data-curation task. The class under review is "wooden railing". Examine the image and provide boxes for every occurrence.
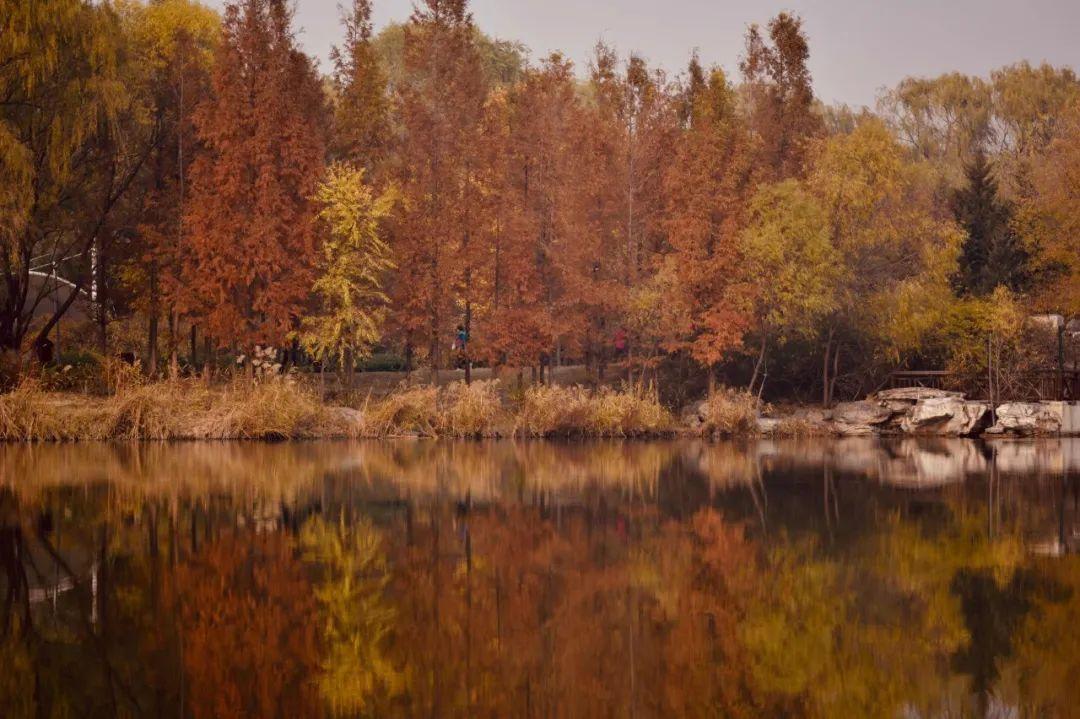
[888,369,1080,401]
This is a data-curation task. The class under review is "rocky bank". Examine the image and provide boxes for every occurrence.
[757,388,1080,438]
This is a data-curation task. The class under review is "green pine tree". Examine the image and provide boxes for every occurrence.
[951,153,1030,296]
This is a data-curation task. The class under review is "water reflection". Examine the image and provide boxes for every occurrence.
[1,438,1078,717]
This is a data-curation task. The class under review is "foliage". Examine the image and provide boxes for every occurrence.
[740,12,823,180]
[302,163,396,366]
[330,0,388,166]
[6,1,1080,403]
[182,0,326,350]
[742,180,839,342]
[951,153,1029,295]
[0,0,133,353]
[662,67,754,367]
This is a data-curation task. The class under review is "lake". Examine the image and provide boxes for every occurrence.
[1,438,1078,717]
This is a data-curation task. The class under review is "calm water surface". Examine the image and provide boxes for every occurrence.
[1,438,1078,718]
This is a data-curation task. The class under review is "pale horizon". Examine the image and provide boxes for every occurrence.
[203,0,1080,108]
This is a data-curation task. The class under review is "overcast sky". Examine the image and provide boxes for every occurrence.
[205,0,1080,108]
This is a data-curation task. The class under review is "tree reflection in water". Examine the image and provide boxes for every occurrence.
[0,438,1078,717]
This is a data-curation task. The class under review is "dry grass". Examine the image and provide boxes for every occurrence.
[766,416,822,438]
[358,384,440,436]
[514,384,672,437]
[436,380,507,437]
[0,380,84,441]
[196,381,351,440]
[103,382,205,440]
[699,388,760,436]
[1,378,359,442]
[358,381,508,437]
[0,377,675,442]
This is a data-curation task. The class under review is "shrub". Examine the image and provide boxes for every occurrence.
[699,388,760,436]
[514,384,672,437]
[437,381,506,437]
[360,384,440,436]
[196,380,340,440]
[103,383,195,440]
[356,352,407,372]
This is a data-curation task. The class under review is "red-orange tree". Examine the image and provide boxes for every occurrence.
[663,65,755,383]
[182,0,326,351]
[389,0,486,372]
[329,0,387,168]
[741,13,823,181]
[472,55,588,369]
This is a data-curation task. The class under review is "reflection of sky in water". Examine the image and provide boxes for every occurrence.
[1,438,1079,717]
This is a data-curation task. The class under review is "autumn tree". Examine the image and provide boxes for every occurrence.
[183,0,326,353]
[879,73,993,173]
[740,13,823,181]
[471,55,594,374]
[0,0,148,360]
[390,0,486,374]
[301,163,396,384]
[743,120,963,404]
[1014,101,1080,316]
[118,0,219,372]
[662,66,754,389]
[329,0,387,168]
[741,180,839,393]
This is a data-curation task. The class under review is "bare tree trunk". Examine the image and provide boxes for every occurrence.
[168,311,179,380]
[829,342,842,406]
[147,265,159,375]
[822,327,834,408]
[147,314,159,377]
[344,347,354,393]
[748,333,767,394]
[190,324,197,370]
[464,301,472,385]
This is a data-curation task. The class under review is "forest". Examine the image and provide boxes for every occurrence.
[2,0,1079,407]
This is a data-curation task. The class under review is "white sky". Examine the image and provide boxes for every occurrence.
[205,0,1080,108]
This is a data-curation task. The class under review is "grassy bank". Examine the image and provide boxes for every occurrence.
[0,378,678,442]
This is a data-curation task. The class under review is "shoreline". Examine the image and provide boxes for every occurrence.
[2,380,1076,443]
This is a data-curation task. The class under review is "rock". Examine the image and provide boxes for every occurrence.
[874,387,965,403]
[328,406,364,430]
[680,400,706,430]
[986,402,1064,436]
[830,401,896,436]
[900,397,989,436]
[756,417,781,434]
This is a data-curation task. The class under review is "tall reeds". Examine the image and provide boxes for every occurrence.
[0,377,675,441]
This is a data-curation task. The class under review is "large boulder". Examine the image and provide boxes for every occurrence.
[900,397,989,436]
[873,389,967,428]
[986,402,1064,436]
[831,401,896,436]
[875,387,965,403]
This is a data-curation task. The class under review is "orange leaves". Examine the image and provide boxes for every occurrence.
[662,68,756,367]
[182,0,326,349]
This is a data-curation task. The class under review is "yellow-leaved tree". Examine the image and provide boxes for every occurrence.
[302,163,396,386]
[743,119,964,405]
[741,179,840,394]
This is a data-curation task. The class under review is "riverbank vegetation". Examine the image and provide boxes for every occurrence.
[0,376,678,441]
[2,0,1078,412]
